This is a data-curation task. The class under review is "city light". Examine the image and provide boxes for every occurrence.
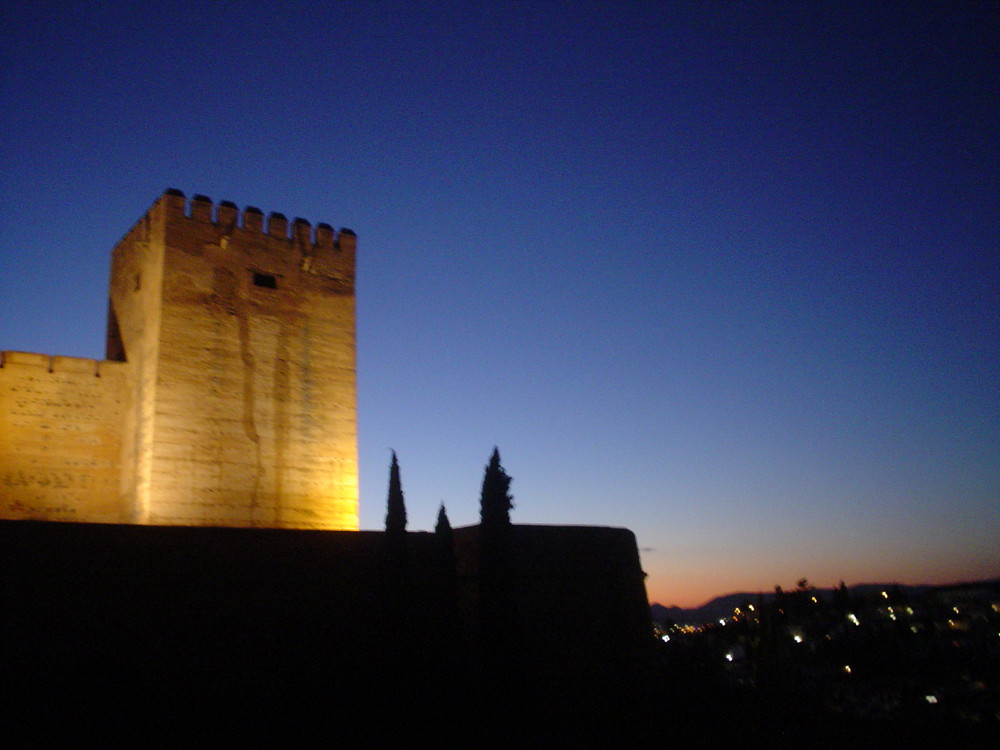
[649,581,1000,725]
[649,580,1000,725]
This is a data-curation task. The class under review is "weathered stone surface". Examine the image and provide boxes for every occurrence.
[0,353,126,522]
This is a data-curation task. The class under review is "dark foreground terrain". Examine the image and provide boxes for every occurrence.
[4,520,996,747]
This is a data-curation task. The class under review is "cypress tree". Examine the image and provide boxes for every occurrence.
[385,450,407,534]
[435,503,452,538]
[477,449,517,708]
[435,503,456,570]
[479,447,513,527]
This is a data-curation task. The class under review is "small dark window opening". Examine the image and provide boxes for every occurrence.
[253,272,278,289]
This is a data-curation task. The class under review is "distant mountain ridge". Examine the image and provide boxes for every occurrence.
[650,579,999,625]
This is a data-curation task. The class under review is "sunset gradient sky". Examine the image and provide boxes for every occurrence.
[2,1,997,606]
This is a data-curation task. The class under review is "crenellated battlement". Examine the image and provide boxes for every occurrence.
[0,351,126,377]
[154,188,355,250]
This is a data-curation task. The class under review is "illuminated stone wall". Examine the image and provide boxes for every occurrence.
[1,190,359,529]
[0,353,126,522]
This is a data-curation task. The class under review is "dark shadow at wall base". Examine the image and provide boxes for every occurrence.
[1,519,658,746]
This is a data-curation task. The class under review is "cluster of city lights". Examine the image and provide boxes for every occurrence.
[652,585,1000,723]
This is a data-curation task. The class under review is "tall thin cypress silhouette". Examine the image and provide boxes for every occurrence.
[385,450,407,534]
[435,503,452,537]
[479,447,513,527]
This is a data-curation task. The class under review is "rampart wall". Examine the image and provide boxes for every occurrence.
[1,519,655,739]
[0,352,127,521]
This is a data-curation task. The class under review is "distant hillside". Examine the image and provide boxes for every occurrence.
[651,592,760,625]
[651,579,998,625]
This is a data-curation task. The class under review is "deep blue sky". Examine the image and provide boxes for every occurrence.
[2,1,997,606]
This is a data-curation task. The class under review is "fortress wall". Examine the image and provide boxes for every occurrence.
[141,193,358,529]
[107,199,165,521]
[508,526,653,661]
[0,521,464,727]
[453,524,653,679]
[0,352,127,522]
[2,189,358,530]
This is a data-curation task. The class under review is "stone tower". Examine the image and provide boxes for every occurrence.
[0,189,359,529]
